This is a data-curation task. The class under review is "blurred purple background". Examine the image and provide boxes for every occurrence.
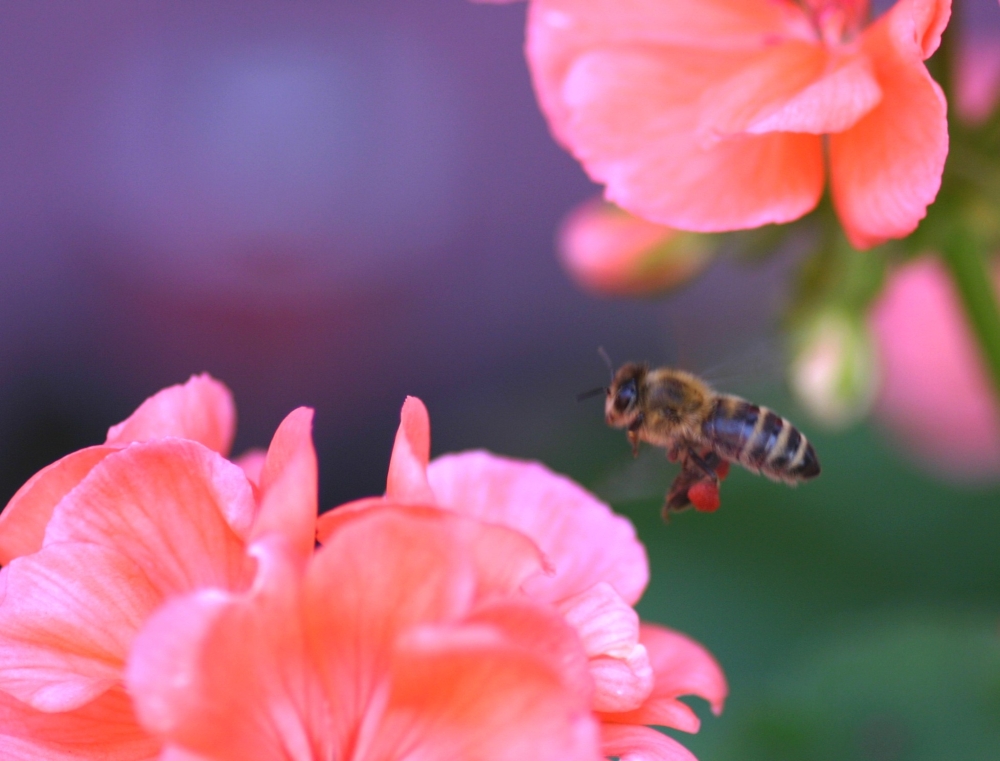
[0,0,793,506]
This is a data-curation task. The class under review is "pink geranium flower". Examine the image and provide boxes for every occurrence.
[126,507,602,761]
[558,198,713,296]
[318,397,727,760]
[0,376,318,758]
[869,257,1000,480]
[518,0,951,249]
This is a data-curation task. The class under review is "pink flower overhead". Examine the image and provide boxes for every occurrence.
[317,397,727,760]
[558,198,713,296]
[870,257,1000,481]
[126,508,602,761]
[0,376,318,757]
[521,0,951,249]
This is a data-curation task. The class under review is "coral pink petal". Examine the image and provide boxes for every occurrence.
[252,408,318,559]
[44,440,259,583]
[385,397,435,504]
[127,538,327,761]
[0,544,160,710]
[588,648,654,713]
[607,623,727,731]
[901,0,952,58]
[427,451,648,605]
[699,43,880,137]
[105,375,236,456]
[557,582,641,659]
[529,0,809,77]
[159,747,212,761]
[558,582,656,711]
[364,628,601,761]
[601,724,699,761]
[233,449,266,487]
[0,442,258,709]
[0,686,160,761]
[604,696,702,735]
[557,47,824,231]
[642,624,727,714]
[870,258,1000,479]
[0,446,116,565]
[467,600,594,703]
[302,507,493,744]
[314,497,390,544]
[829,1,949,249]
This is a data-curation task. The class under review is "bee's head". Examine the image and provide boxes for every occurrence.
[605,363,646,429]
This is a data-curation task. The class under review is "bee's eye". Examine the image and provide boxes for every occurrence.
[614,381,637,412]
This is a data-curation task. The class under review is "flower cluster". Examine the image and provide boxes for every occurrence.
[519,0,951,249]
[0,376,726,760]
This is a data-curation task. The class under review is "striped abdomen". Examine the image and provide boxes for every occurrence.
[701,396,820,483]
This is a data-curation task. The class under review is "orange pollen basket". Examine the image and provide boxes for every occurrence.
[689,482,721,513]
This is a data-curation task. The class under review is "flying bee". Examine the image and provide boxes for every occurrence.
[594,362,820,516]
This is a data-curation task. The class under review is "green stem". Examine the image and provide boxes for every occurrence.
[939,231,1000,400]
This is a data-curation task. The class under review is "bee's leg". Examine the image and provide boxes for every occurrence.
[666,441,682,463]
[665,471,694,513]
[686,448,720,483]
[627,413,644,458]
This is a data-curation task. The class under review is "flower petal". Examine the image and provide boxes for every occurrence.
[603,624,728,732]
[0,544,160,710]
[233,449,266,487]
[558,584,655,712]
[588,648,654,713]
[363,627,602,761]
[44,440,258,582]
[0,446,116,565]
[556,46,824,230]
[900,0,952,59]
[159,747,212,761]
[699,44,881,136]
[558,582,640,659]
[601,724,698,761]
[427,451,648,605]
[127,538,326,761]
[384,397,435,504]
[251,408,318,559]
[105,375,236,456]
[466,600,594,704]
[829,0,949,249]
[303,507,486,743]
[0,686,159,761]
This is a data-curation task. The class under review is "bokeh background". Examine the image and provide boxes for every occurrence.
[0,2,998,759]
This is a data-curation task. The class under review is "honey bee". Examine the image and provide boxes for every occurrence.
[600,362,820,515]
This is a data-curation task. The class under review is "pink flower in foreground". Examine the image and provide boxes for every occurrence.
[558,198,713,296]
[870,257,1000,481]
[0,376,318,758]
[126,507,602,761]
[318,397,727,760]
[520,0,950,249]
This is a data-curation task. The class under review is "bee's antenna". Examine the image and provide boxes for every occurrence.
[576,386,607,402]
[597,346,614,381]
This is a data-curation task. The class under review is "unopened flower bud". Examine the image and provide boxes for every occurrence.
[789,311,878,429]
[558,199,713,296]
